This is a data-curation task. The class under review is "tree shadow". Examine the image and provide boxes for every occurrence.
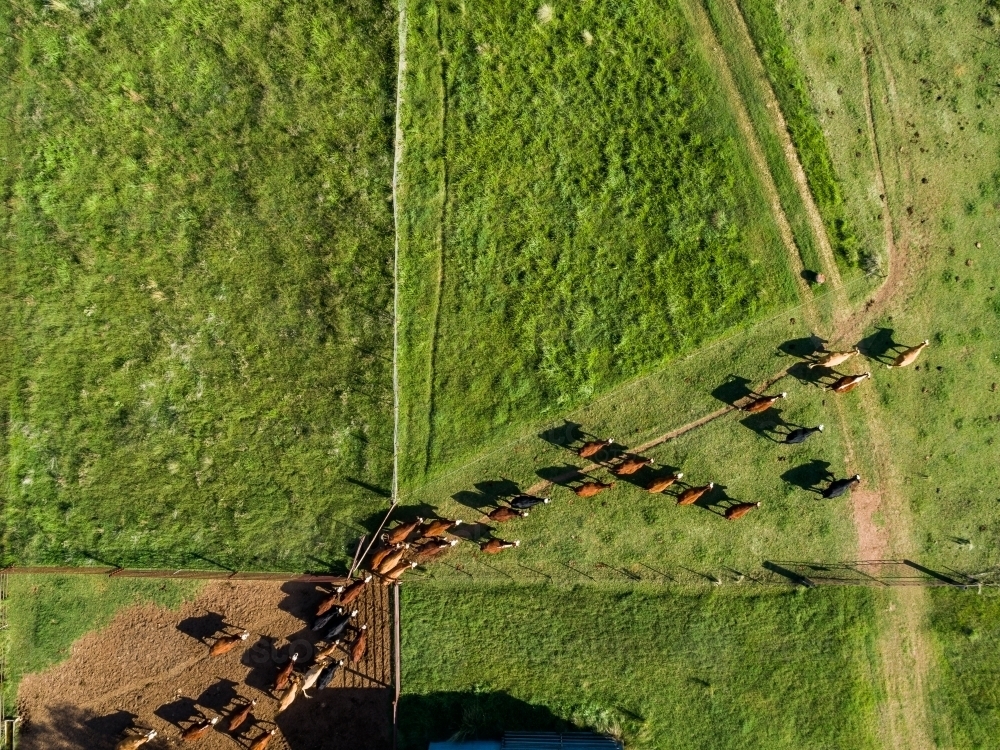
[154,697,203,729]
[195,678,240,713]
[711,375,753,407]
[777,333,826,360]
[739,409,792,442]
[537,420,585,450]
[780,460,833,494]
[855,327,898,363]
[176,612,228,645]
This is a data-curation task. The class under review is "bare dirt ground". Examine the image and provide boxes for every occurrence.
[16,580,393,750]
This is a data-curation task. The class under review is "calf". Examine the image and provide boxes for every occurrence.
[578,438,614,458]
[784,425,823,444]
[480,538,520,554]
[350,624,368,663]
[381,561,418,585]
[420,518,462,538]
[888,340,929,368]
[822,474,861,499]
[612,456,652,476]
[574,480,614,498]
[742,392,787,414]
[677,482,714,506]
[180,717,218,742]
[510,494,550,510]
[249,730,277,750]
[827,372,871,394]
[208,631,248,658]
[725,502,761,520]
[227,699,256,732]
[647,472,683,493]
[386,518,424,545]
[116,730,157,750]
[488,506,528,522]
[809,349,858,369]
[273,652,299,692]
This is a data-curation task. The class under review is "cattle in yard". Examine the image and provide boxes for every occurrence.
[488,506,528,522]
[249,729,277,750]
[677,482,714,506]
[725,502,761,520]
[273,652,299,692]
[574,480,614,498]
[822,474,861,498]
[226,700,256,732]
[578,438,614,458]
[647,472,683,493]
[809,348,859,369]
[784,425,823,444]
[480,538,520,554]
[302,658,330,692]
[415,538,459,561]
[827,372,871,393]
[316,574,371,617]
[375,546,409,575]
[314,640,342,662]
[510,494,550,509]
[208,631,248,657]
[181,717,218,741]
[316,658,345,690]
[612,456,653,475]
[888,340,929,368]
[277,676,302,713]
[370,544,405,572]
[319,609,358,638]
[381,561,418,585]
[386,518,424,545]
[420,518,463,537]
[350,624,368,663]
[116,730,157,750]
[742,393,787,413]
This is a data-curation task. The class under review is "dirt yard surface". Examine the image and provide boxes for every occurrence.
[16,580,393,750]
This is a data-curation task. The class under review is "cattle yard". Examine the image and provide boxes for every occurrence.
[2,0,1000,748]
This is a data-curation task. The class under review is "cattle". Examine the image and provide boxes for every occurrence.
[339,574,373,607]
[314,640,342,662]
[647,472,683,493]
[784,425,823,444]
[386,518,424,545]
[510,494,550,510]
[248,729,277,750]
[180,717,218,742]
[725,502,761,520]
[381,561,418,585]
[578,438,614,458]
[480,538,520,554]
[742,392,787,414]
[301,658,330,693]
[420,518,463,538]
[351,624,368,663]
[809,348,859,369]
[227,699,256,732]
[574,480,614,498]
[888,340,929,368]
[612,456,652,476]
[208,631,248,657]
[677,482,714,506]
[276,676,301,714]
[317,658,345,690]
[822,474,861,499]
[827,372,871,393]
[370,544,404,572]
[321,609,358,640]
[415,538,459,561]
[375,546,409,575]
[488,506,528,522]
[273,652,299,692]
[116,729,157,750]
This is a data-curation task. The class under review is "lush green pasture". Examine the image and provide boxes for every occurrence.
[2,574,202,708]
[0,0,396,569]
[400,583,882,749]
[398,0,800,485]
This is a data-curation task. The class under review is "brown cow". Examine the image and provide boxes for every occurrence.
[316,574,372,617]
[386,518,424,545]
[227,700,256,732]
[725,502,761,520]
[273,652,299,693]
[370,544,404,571]
[350,625,368,663]
[314,640,342,662]
[888,340,929,368]
[208,631,248,657]
[488,506,528,522]
[414,538,459,561]
[180,717,218,742]
[677,482,714,506]
[116,730,157,750]
[808,349,858,369]
[827,372,871,393]
[742,393,787,414]
[480,538,520,554]
[647,472,683,493]
[375,546,409,575]
[612,456,652,476]
[574,480,614,498]
[381,561,418,585]
[276,675,301,714]
[578,438,614,458]
[249,729,277,750]
[420,518,463,538]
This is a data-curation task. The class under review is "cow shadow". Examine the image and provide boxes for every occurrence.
[695,483,731,516]
[786,361,838,388]
[538,420,585,450]
[450,522,494,543]
[712,375,754,407]
[536,464,586,487]
[781,460,834,494]
[739,409,792,442]
[154,697,203,729]
[276,581,324,624]
[777,334,826,360]
[856,327,898,364]
[241,635,286,694]
[195,679,240,714]
[176,612,229,645]
[83,710,138,739]
[452,479,521,513]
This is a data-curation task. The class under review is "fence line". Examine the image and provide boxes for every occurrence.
[0,566,349,583]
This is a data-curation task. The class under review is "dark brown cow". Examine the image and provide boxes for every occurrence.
[208,631,248,658]
[480,538,520,554]
[180,717,218,742]
[677,482,714,506]
[386,518,424,545]
[350,625,368,663]
[488,506,528,522]
[574,481,614,498]
[227,700,256,732]
[420,518,462,538]
[647,472,683,493]
[742,393,787,414]
[273,653,299,693]
[612,456,652,476]
[578,438,614,458]
[724,502,760,520]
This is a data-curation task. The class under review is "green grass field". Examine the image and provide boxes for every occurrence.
[397,0,800,485]
[0,0,397,570]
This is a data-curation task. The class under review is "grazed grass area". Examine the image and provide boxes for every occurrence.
[737,0,862,270]
[2,575,202,709]
[398,0,799,485]
[0,0,396,569]
[400,583,882,750]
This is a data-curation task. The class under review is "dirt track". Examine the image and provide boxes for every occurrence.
[16,580,392,750]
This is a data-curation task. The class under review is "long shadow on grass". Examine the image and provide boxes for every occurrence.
[855,327,898,364]
[538,419,586,450]
[739,408,792,442]
[711,375,754,407]
[786,361,840,389]
[452,479,522,513]
[777,333,826,360]
[780,460,834,494]
[536,464,588,488]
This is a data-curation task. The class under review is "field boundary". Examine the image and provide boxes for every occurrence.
[391,0,408,509]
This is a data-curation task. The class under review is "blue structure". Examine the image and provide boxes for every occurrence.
[429,732,624,750]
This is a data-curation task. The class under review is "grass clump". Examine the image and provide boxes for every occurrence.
[400,583,882,749]
[0,0,397,569]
